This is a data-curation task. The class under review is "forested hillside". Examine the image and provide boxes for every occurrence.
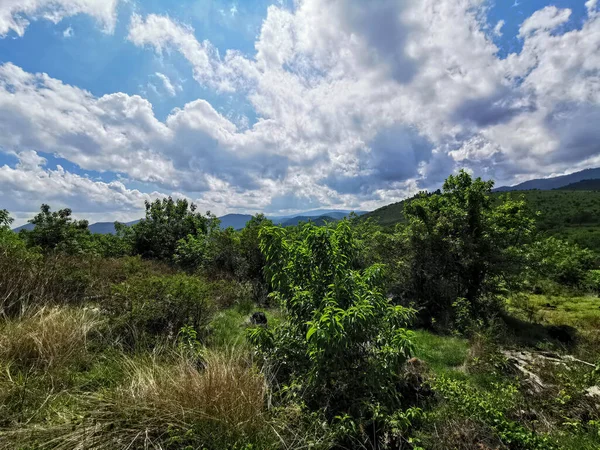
[363,189,600,253]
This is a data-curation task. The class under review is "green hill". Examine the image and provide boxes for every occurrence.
[556,179,600,191]
[363,190,600,252]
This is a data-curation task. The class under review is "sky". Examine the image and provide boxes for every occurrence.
[0,0,599,225]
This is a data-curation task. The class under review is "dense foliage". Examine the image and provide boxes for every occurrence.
[128,197,219,261]
[248,220,417,446]
[399,171,535,329]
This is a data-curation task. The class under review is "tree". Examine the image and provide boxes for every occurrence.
[239,214,273,302]
[20,204,91,254]
[402,170,535,329]
[0,209,12,229]
[248,220,415,441]
[130,198,218,261]
[530,236,594,287]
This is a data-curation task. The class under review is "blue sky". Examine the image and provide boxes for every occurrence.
[0,0,599,225]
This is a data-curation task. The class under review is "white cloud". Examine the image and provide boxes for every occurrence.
[0,0,119,37]
[3,0,600,219]
[518,6,572,38]
[63,26,74,38]
[154,72,180,97]
[494,19,505,37]
[0,150,168,222]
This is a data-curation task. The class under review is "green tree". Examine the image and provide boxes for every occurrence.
[0,209,12,229]
[239,214,273,302]
[20,204,91,254]
[248,221,415,437]
[130,198,218,261]
[530,236,594,286]
[402,170,535,329]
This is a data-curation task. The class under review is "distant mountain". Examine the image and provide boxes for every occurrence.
[13,220,139,235]
[12,223,34,233]
[281,209,367,219]
[12,210,368,234]
[88,222,119,234]
[280,215,336,227]
[556,179,600,191]
[219,214,254,230]
[494,168,600,192]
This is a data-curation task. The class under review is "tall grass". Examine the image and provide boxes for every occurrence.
[3,347,278,450]
[0,306,102,371]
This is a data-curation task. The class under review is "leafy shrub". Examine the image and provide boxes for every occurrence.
[529,237,594,287]
[19,204,91,254]
[130,197,218,261]
[248,221,416,446]
[431,376,555,449]
[401,171,536,329]
[585,270,600,295]
[108,274,215,348]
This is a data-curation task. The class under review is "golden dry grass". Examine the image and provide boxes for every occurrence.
[0,306,102,370]
[3,347,276,450]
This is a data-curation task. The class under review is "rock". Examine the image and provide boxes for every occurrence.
[250,311,268,326]
[586,386,600,399]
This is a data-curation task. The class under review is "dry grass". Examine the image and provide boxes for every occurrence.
[0,306,102,370]
[5,347,276,450]
[118,347,268,429]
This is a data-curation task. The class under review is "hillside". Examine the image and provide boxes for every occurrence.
[279,215,335,227]
[557,179,600,191]
[494,167,600,191]
[13,211,366,234]
[363,189,600,252]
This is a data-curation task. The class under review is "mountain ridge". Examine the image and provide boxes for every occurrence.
[13,210,367,234]
[494,168,600,192]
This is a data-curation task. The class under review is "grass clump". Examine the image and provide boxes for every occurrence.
[0,306,102,371]
[3,348,278,450]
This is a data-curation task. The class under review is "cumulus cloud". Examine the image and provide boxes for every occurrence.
[518,6,572,38]
[3,0,600,219]
[0,150,162,220]
[0,0,119,37]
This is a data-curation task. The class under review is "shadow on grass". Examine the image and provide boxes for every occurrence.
[500,312,578,350]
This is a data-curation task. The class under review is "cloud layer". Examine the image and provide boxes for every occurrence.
[1,0,600,221]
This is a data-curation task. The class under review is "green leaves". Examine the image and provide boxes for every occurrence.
[250,219,416,427]
[402,170,536,330]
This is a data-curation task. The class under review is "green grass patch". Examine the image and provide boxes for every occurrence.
[509,294,600,330]
[412,330,469,374]
[208,305,284,348]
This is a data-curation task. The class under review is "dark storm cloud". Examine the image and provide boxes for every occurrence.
[324,126,434,195]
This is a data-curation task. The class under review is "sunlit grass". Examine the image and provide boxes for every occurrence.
[508,294,600,330]
[412,329,469,374]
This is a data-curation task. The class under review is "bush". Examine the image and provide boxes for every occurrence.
[248,221,416,446]
[530,237,594,287]
[19,204,91,254]
[108,274,215,348]
[0,239,167,317]
[585,270,600,295]
[401,171,536,329]
[130,197,218,261]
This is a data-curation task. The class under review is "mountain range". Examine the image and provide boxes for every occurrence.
[13,210,367,234]
[494,168,600,192]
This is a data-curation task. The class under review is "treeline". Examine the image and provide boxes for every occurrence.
[3,170,598,326]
